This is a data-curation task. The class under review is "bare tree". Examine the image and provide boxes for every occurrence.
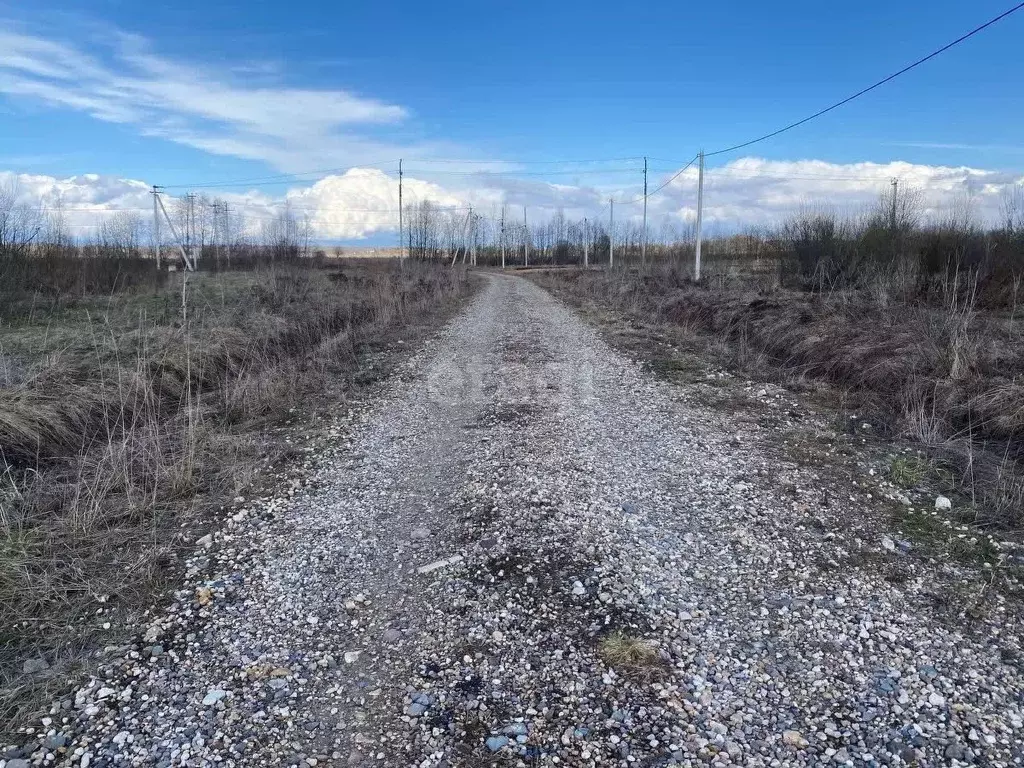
[43,196,72,255]
[407,201,445,261]
[261,205,300,260]
[0,181,42,256]
[1001,184,1024,234]
[99,211,145,257]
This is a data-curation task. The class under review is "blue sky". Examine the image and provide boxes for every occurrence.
[1,0,1022,239]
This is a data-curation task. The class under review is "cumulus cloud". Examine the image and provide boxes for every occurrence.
[0,170,152,235]
[284,169,464,240]
[3,157,1021,242]
[637,157,1023,234]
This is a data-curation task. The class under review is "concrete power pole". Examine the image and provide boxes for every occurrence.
[609,199,615,269]
[152,185,161,270]
[155,192,195,271]
[398,159,404,264]
[694,151,705,282]
[583,217,588,267]
[500,205,506,269]
[523,206,528,267]
[890,178,898,232]
[470,210,477,266]
[184,193,197,268]
[641,156,648,265]
[222,203,231,268]
[211,202,220,267]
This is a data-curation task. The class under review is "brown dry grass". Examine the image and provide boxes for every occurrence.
[533,264,1024,530]
[0,258,471,734]
[598,631,663,671]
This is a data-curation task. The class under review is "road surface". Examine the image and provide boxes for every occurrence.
[46,274,1022,767]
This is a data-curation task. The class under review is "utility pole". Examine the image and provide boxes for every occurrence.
[501,205,506,269]
[470,209,477,266]
[890,178,898,232]
[642,156,648,265]
[583,217,588,267]
[184,193,197,268]
[155,193,195,271]
[152,185,161,270]
[398,159,404,264]
[211,201,220,267]
[609,199,615,269]
[222,203,231,268]
[695,151,705,282]
[454,209,471,267]
[523,206,528,267]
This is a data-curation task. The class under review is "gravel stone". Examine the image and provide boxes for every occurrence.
[34,275,1024,767]
[485,735,509,751]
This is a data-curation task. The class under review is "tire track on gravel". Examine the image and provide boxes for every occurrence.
[40,273,1024,768]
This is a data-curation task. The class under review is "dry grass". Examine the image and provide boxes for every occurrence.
[597,631,662,670]
[889,455,929,488]
[533,263,1024,531]
[0,258,471,734]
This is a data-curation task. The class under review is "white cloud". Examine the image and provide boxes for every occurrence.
[3,158,1021,243]
[640,157,1022,234]
[285,169,463,239]
[0,28,416,171]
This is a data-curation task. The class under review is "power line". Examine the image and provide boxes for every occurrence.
[159,156,649,191]
[613,154,700,205]
[705,1,1024,158]
[704,169,907,182]
[161,160,400,190]
[390,156,644,166]
[403,167,643,178]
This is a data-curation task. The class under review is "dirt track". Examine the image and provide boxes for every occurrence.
[36,274,1023,767]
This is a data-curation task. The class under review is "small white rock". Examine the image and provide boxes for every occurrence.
[202,690,229,706]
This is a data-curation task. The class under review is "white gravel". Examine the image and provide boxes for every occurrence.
[11,274,1022,767]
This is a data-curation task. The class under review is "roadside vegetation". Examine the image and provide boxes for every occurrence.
[532,185,1024,534]
[0,197,471,732]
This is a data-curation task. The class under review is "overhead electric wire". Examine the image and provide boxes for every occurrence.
[704,169,905,182]
[388,156,644,166]
[705,1,1024,158]
[40,3,1024,236]
[403,167,644,178]
[612,154,699,205]
[160,160,400,190]
[160,156,649,191]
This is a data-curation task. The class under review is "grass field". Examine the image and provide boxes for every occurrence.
[532,260,1024,533]
[0,255,471,732]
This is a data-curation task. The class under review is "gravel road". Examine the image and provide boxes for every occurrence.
[20,274,1023,767]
